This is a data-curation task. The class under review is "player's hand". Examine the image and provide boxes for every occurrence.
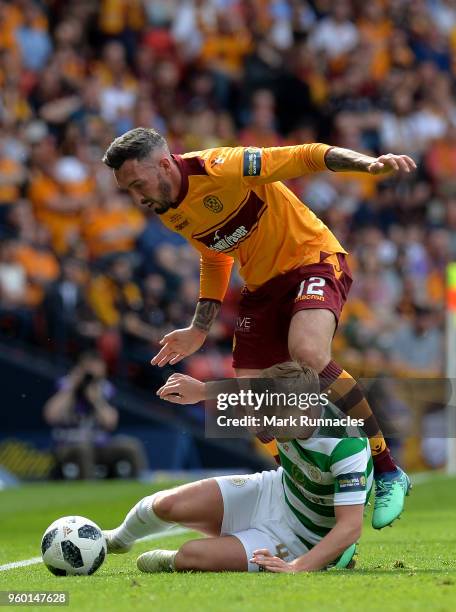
[151,326,207,367]
[156,373,206,404]
[367,153,416,176]
[250,549,296,573]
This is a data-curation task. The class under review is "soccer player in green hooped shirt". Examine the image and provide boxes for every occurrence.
[104,363,373,573]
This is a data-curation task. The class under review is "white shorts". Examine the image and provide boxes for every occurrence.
[215,467,309,572]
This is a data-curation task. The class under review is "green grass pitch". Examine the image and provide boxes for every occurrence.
[0,475,455,612]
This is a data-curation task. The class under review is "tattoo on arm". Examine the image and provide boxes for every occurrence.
[192,299,221,333]
[325,146,377,173]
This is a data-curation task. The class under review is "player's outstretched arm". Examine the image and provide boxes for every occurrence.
[325,147,416,176]
[251,504,364,573]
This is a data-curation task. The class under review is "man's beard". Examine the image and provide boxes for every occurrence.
[153,177,174,215]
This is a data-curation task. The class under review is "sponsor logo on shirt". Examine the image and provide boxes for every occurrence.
[305,492,329,505]
[235,315,253,332]
[295,294,326,303]
[211,225,248,252]
[204,195,224,213]
[243,148,262,176]
[336,472,367,492]
[193,192,267,253]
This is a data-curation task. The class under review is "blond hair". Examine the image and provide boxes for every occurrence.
[261,361,319,391]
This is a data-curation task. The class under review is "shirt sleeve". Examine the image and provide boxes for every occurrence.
[241,143,331,185]
[205,144,331,186]
[329,439,370,506]
[190,239,234,302]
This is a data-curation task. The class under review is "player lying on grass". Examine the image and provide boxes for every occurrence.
[103,128,413,529]
[104,362,372,573]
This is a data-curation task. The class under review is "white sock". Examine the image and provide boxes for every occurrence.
[113,493,173,546]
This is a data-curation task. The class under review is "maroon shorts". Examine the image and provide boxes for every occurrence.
[232,253,352,370]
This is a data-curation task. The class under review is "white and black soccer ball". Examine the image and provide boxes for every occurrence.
[41,516,107,576]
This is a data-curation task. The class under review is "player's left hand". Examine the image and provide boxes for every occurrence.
[250,549,296,573]
[367,153,416,176]
[151,326,207,367]
[156,373,206,404]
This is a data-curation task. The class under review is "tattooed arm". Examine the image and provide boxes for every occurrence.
[191,299,221,333]
[151,246,230,368]
[324,147,416,175]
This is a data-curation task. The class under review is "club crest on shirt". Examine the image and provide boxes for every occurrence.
[203,195,224,213]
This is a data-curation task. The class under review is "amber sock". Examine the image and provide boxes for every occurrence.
[318,360,397,475]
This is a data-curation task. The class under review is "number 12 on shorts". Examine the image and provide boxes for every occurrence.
[297,277,326,298]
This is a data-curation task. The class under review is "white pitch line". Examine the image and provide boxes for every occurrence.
[0,526,191,572]
[0,557,42,571]
[3,472,452,573]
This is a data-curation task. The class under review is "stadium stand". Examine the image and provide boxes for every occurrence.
[0,0,451,470]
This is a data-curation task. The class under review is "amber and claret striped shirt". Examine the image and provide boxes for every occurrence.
[160,144,346,302]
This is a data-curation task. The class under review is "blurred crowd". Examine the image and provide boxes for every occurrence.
[0,0,452,404]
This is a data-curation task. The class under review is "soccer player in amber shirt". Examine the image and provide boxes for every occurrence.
[103,127,416,530]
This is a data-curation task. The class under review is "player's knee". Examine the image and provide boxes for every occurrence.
[152,491,181,522]
[289,343,330,373]
[175,540,210,571]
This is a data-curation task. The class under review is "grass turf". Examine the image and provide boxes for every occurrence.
[0,475,455,612]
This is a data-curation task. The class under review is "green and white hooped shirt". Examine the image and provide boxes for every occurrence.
[277,435,373,550]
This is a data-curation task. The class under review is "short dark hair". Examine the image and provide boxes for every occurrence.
[102,127,168,170]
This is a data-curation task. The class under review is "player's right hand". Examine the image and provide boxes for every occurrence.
[156,373,206,404]
[151,326,207,367]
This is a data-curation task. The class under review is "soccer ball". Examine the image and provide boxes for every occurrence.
[41,516,107,576]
